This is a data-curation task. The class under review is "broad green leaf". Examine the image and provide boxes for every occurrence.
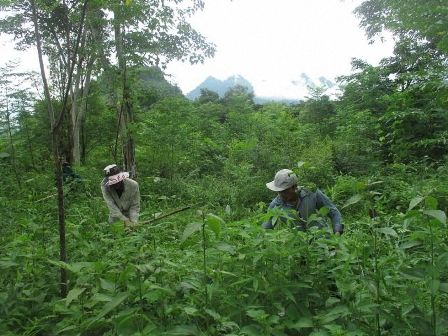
[325,297,341,307]
[401,267,426,281]
[184,306,198,315]
[93,292,128,322]
[214,242,236,255]
[400,241,421,249]
[0,260,19,269]
[282,288,297,304]
[423,210,446,225]
[439,283,448,293]
[318,206,329,216]
[289,317,314,329]
[66,287,86,307]
[181,222,202,242]
[408,196,424,211]
[164,325,199,335]
[319,305,350,324]
[47,259,78,273]
[342,194,362,209]
[100,278,115,291]
[424,196,438,210]
[205,308,221,320]
[375,227,398,237]
[69,262,93,273]
[206,213,224,236]
[240,325,261,336]
[56,325,78,334]
[246,309,268,321]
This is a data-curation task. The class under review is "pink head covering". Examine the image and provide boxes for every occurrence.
[103,164,129,186]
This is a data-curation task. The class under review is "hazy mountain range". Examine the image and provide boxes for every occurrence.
[186,73,336,103]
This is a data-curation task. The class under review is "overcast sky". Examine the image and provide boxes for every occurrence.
[166,0,395,98]
[0,0,395,99]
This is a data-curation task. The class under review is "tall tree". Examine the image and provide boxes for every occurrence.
[355,0,448,55]
[29,0,88,297]
[105,0,215,176]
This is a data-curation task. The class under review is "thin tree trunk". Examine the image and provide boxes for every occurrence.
[113,2,136,177]
[23,116,36,169]
[72,58,93,165]
[30,0,67,297]
[5,93,21,188]
[30,0,88,298]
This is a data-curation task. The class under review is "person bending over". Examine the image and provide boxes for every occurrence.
[263,169,343,234]
[101,164,140,229]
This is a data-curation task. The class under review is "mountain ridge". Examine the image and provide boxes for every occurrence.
[186,73,336,102]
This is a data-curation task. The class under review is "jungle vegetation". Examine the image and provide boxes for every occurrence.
[0,0,447,335]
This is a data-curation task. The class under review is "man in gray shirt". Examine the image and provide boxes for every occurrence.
[263,169,343,234]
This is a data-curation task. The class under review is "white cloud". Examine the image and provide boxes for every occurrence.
[166,0,395,98]
[0,0,395,100]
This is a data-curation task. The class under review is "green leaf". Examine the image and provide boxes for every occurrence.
[423,210,446,225]
[206,213,224,236]
[401,267,426,281]
[214,242,236,255]
[100,278,115,291]
[0,260,19,269]
[92,292,128,323]
[342,194,362,209]
[439,283,448,293]
[408,196,424,211]
[181,222,202,242]
[66,287,86,307]
[289,317,314,329]
[246,309,268,321]
[375,227,398,237]
[318,206,329,216]
[425,196,438,210]
[400,241,421,249]
[183,306,198,315]
[205,308,221,320]
[164,325,199,335]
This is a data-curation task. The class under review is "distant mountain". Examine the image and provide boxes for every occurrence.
[187,75,254,100]
[186,73,336,103]
[291,72,335,90]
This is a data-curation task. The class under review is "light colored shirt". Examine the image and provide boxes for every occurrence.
[101,178,140,223]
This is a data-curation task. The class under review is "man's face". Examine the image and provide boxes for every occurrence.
[278,185,297,203]
[110,181,124,190]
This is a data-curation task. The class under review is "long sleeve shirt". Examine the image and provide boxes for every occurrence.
[262,188,343,233]
[101,178,140,223]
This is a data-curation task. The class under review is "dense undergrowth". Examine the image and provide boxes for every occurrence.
[1,163,447,336]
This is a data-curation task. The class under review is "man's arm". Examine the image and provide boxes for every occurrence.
[315,189,343,234]
[101,183,129,221]
[128,183,140,223]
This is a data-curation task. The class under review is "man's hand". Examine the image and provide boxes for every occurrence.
[124,219,132,229]
[124,220,137,231]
